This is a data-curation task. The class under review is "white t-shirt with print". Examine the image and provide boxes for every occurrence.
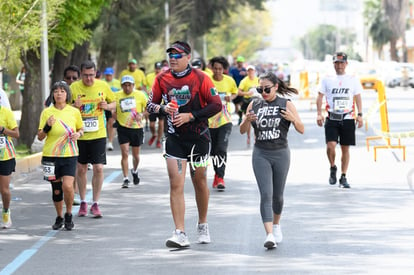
[319,74,362,120]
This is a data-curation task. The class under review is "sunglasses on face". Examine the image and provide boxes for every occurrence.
[65,76,78,81]
[256,85,274,94]
[168,53,186,59]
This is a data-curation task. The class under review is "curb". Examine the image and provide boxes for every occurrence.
[14,152,43,177]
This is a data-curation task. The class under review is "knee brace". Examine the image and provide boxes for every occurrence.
[51,181,63,202]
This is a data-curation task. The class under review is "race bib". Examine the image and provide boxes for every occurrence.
[42,161,56,181]
[333,97,350,113]
[83,117,99,132]
[0,136,6,149]
[120,98,136,112]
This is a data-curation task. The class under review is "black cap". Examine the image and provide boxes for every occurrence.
[333,52,347,63]
[166,41,191,54]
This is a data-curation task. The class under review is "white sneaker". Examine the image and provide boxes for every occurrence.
[107,142,113,151]
[166,229,190,248]
[2,209,12,229]
[273,224,283,243]
[264,233,277,249]
[197,223,211,244]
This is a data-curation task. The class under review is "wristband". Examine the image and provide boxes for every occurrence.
[189,112,195,122]
[0,127,4,134]
[43,123,52,133]
[357,113,363,117]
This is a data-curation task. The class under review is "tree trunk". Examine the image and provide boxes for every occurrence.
[19,48,44,148]
[389,37,399,61]
[51,51,71,85]
[70,41,91,67]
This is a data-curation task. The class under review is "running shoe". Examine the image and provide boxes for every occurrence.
[90,203,102,218]
[131,170,140,185]
[217,177,226,190]
[107,142,114,151]
[273,224,283,243]
[52,216,64,230]
[2,209,12,229]
[156,140,162,148]
[122,178,130,188]
[78,201,88,217]
[166,229,190,248]
[329,165,337,185]
[148,135,156,146]
[64,213,74,230]
[264,233,277,249]
[212,174,218,188]
[339,175,351,188]
[73,193,81,205]
[197,223,211,244]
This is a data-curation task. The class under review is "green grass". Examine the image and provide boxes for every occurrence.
[14,144,32,159]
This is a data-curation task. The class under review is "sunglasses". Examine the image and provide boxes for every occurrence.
[65,76,78,81]
[256,85,274,94]
[168,53,187,59]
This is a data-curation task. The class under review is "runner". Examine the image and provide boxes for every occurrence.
[208,56,238,190]
[0,105,19,229]
[238,65,259,145]
[146,41,221,248]
[113,75,147,188]
[38,81,83,230]
[103,67,121,151]
[71,60,115,218]
[146,62,165,149]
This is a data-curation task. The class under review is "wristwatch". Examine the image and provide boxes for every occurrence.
[357,113,363,117]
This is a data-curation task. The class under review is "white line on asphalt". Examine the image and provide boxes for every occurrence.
[0,170,121,275]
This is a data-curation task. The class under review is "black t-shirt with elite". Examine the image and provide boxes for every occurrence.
[251,97,291,150]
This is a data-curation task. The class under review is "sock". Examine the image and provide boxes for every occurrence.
[123,176,129,181]
[341,173,346,178]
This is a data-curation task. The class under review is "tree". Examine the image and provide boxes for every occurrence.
[382,0,410,61]
[203,4,272,60]
[363,0,393,59]
[0,0,107,147]
[94,0,165,73]
[297,24,357,61]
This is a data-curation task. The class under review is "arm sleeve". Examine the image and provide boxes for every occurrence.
[191,74,222,120]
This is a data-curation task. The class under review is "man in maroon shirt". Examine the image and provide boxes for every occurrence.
[147,41,221,248]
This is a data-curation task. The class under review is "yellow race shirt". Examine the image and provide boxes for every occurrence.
[105,79,121,92]
[145,72,156,90]
[115,90,148,129]
[208,75,238,128]
[119,69,146,88]
[239,76,259,99]
[70,79,115,140]
[0,106,17,161]
[38,105,83,157]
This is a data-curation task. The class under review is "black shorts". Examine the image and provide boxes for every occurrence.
[149,113,165,122]
[241,97,252,113]
[117,125,144,147]
[165,134,210,165]
[325,118,356,145]
[232,95,243,105]
[42,156,77,179]
[77,138,107,165]
[0,158,16,176]
[105,110,112,120]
